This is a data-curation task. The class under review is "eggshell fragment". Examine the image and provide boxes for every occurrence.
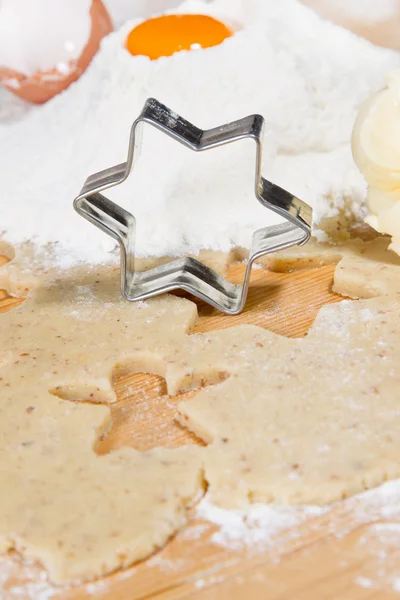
[0,0,113,104]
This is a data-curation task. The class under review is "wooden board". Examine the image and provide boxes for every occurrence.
[1,260,400,599]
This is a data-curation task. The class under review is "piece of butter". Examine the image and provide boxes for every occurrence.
[352,70,400,254]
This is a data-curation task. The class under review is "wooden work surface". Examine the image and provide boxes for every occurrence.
[1,258,400,599]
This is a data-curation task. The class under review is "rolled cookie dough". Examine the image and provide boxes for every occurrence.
[172,237,400,506]
[1,235,400,582]
[0,263,203,584]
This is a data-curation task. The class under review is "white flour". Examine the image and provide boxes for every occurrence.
[0,0,399,266]
[103,0,184,27]
[2,480,400,598]
[195,497,326,550]
[0,0,398,267]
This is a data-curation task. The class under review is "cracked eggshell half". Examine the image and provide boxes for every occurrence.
[0,0,113,104]
[352,70,400,254]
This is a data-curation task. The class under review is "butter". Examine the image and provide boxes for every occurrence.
[352,70,400,254]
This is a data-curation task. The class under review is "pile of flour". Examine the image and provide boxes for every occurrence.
[0,0,399,267]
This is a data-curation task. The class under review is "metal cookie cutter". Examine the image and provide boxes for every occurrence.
[74,98,312,315]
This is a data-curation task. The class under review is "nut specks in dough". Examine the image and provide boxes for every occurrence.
[177,296,400,506]
[0,262,203,584]
[1,236,400,583]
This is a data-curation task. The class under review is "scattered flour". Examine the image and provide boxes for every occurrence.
[354,477,400,520]
[347,480,400,595]
[195,497,326,551]
[352,521,400,594]
[146,554,187,572]
[103,0,183,28]
[2,481,400,597]
[181,522,209,540]
[355,575,374,588]
[0,562,58,600]
[1,0,399,267]
[84,580,110,595]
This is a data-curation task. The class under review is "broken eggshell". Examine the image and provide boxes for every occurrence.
[0,0,113,104]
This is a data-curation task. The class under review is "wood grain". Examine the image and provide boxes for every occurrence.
[1,261,399,599]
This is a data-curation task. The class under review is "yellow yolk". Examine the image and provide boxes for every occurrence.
[126,14,233,60]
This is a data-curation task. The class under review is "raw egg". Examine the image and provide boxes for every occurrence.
[126,14,233,60]
[0,0,113,104]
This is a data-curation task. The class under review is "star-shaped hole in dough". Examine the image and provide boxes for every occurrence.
[1,234,400,584]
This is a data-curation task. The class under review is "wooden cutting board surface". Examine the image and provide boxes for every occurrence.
[1,257,400,599]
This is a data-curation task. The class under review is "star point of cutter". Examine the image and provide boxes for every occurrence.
[74,98,312,314]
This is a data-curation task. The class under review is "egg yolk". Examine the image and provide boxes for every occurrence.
[126,14,233,60]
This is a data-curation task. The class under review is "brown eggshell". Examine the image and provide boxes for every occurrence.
[0,0,113,104]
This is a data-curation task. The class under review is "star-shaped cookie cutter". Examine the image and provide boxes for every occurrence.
[74,98,312,314]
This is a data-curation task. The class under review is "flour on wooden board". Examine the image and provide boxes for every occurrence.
[195,498,325,551]
[2,480,400,598]
[0,0,399,267]
[353,521,400,593]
